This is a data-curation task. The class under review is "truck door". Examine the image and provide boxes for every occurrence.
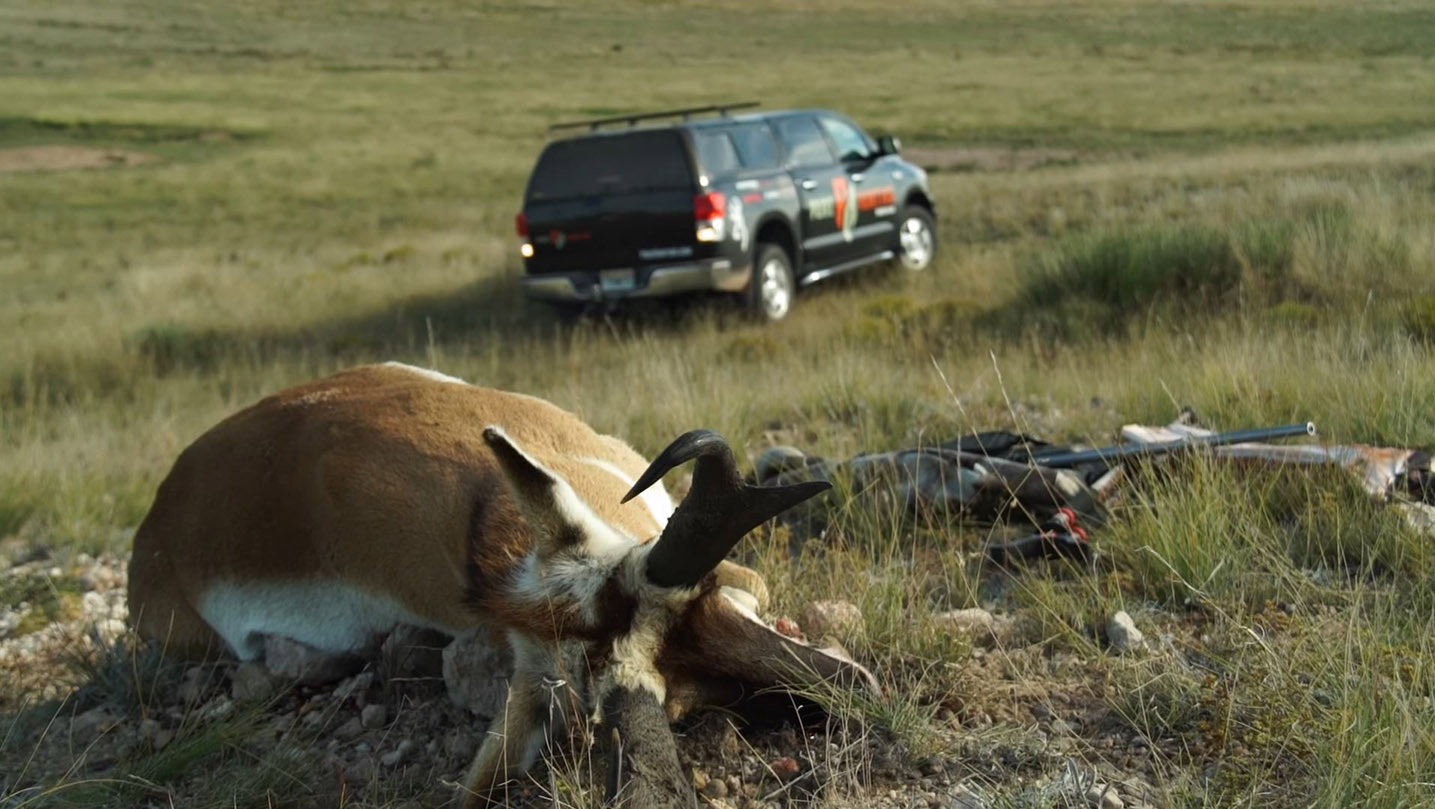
[818,115,899,261]
[771,115,853,272]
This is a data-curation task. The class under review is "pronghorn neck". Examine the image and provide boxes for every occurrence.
[593,549,705,712]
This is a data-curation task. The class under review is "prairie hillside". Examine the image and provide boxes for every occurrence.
[3,1,1434,807]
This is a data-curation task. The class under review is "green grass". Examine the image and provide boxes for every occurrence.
[4,0,1435,805]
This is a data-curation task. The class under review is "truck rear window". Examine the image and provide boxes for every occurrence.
[527,131,693,200]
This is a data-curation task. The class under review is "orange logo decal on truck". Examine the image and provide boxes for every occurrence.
[857,186,897,212]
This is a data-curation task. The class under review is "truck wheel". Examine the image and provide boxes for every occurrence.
[746,243,795,322]
[895,206,937,271]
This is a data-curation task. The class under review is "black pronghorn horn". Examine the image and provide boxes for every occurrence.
[624,430,830,589]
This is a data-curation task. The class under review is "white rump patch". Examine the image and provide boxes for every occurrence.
[578,456,675,527]
[199,579,457,660]
[382,361,468,385]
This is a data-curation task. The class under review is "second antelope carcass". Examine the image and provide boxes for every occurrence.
[127,362,877,807]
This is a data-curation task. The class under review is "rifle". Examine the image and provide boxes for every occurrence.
[1030,422,1317,470]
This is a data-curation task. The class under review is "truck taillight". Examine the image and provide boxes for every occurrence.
[516,212,533,258]
[694,191,726,243]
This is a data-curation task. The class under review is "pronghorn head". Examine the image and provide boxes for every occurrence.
[481,427,878,801]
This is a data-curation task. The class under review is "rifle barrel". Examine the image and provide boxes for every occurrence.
[1033,422,1317,469]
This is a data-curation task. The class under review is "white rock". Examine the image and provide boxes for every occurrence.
[949,782,990,809]
[231,661,280,703]
[70,706,119,743]
[1087,783,1124,808]
[361,703,387,730]
[343,757,376,784]
[799,600,865,641]
[334,716,365,740]
[1106,611,1145,653]
[178,665,218,705]
[199,696,235,724]
[442,628,513,717]
[381,738,415,767]
[933,608,1007,646]
[264,635,364,686]
[333,671,375,708]
[0,608,25,640]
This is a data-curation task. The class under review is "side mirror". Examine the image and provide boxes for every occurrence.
[877,134,902,156]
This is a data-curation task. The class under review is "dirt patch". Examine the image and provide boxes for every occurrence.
[904,146,1080,174]
[0,145,158,174]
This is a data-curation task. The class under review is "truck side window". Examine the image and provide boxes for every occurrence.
[695,131,742,181]
[774,117,836,170]
[728,124,781,171]
[819,117,875,163]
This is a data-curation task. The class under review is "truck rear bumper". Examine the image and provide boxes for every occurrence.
[522,258,751,303]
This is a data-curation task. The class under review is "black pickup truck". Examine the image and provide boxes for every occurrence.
[515,103,937,322]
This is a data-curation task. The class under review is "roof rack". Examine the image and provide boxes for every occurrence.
[548,102,760,133]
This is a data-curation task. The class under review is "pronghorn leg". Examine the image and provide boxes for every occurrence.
[460,636,581,808]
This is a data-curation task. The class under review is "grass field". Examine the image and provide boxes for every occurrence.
[4,0,1435,806]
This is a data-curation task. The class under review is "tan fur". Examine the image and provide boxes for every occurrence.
[128,363,870,808]
[128,363,664,655]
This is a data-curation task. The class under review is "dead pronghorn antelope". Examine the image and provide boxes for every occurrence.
[127,362,877,807]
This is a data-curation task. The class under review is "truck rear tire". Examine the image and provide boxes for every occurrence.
[745,244,795,322]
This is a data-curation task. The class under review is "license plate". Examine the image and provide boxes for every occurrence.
[600,269,636,293]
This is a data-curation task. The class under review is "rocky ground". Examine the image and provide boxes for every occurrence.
[1,541,1167,809]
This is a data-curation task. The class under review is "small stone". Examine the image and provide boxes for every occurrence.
[334,716,365,740]
[231,661,280,703]
[949,782,989,809]
[799,600,865,641]
[178,665,217,705]
[361,703,387,730]
[442,628,513,717]
[0,607,26,639]
[264,636,365,686]
[1087,783,1124,809]
[703,777,729,799]
[343,757,376,784]
[138,718,162,744]
[335,671,376,705]
[933,608,1005,647]
[381,739,414,767]
[270,712,297,735]
[198,696,234,723]
[1106,611,1146,653]
[71,706,119,743]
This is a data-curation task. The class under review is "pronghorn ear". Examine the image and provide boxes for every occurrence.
[483,426,627,557]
